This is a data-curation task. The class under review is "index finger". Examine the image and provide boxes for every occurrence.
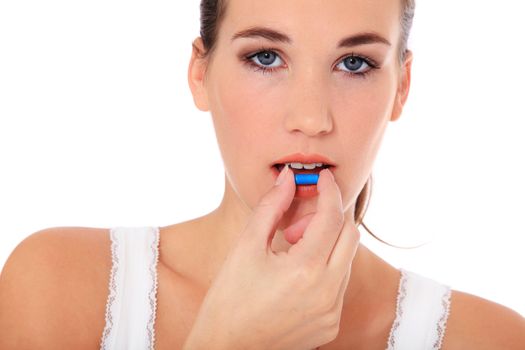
[288,168,344,264]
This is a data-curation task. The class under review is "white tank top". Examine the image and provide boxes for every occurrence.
[100,226,160,350]
[99,226,452,350]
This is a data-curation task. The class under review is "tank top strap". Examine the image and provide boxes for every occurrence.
[100,226,160,350]
[386,268,452,350]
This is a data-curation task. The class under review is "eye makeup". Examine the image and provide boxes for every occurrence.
[241,46,381,79]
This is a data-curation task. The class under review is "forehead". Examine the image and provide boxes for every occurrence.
[221,0,401,47]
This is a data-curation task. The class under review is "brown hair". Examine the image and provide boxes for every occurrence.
[195,0,417,248]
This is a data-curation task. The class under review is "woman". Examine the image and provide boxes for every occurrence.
[1,0,524,349]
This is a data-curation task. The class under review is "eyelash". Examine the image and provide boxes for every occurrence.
[242,46,380,79]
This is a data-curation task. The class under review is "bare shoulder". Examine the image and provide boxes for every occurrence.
[441,289,525,350]
[0,226,112,349]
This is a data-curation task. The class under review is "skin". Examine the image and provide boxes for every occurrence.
[185,0,410,284]
[181,1,525,348]
[1,0,524,348]
[181,0,411,346]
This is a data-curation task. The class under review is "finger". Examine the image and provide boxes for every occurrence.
[290,168,344,264]
[329,258,352,316]
[282,212,314,245]
[237,164,296,254]
[326,218,360,275]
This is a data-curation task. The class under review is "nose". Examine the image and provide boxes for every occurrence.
[283,71,333,137]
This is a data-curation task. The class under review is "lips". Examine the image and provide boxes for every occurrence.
[274,164,328,172]
[270,153,336,232]
[272,152,336,168]
[271,152,336,174]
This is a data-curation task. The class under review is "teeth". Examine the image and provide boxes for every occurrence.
[286,162,325,170]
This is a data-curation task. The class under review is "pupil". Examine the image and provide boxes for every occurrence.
[345,56,362,70]
[258,51,275,65]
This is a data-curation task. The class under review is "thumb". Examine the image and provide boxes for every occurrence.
[238,164,296,254]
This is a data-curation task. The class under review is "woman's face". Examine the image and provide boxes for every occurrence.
[189,0,412,229]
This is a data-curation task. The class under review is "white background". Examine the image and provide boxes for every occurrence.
[1,1,524,317]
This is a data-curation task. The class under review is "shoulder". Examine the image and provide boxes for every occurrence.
[0,226,112,349]
[441,289,525,349]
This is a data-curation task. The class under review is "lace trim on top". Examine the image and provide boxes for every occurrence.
[386,268,408,350]
[433,287,452,349]
[147,227,160,350]
[99,227,160,350]
[100,228,120,350]
[385,269,452,350]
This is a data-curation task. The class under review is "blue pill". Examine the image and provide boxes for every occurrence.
[295,173,319,185]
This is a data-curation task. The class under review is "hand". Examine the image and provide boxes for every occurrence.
[182,166,361,350]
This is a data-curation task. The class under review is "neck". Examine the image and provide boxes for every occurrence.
[197,175,392,312]
[160,175,400,344]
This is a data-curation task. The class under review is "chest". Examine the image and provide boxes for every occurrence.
[152,264,205,350]
[98,228,451,349]
[151,264,394,350]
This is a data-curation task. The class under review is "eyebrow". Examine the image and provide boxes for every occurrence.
[231,26,391,48]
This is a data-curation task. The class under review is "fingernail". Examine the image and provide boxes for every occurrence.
[327,168,335,181]
[321,168,334,180]
[318,168,334,190]
[275,164,289,186]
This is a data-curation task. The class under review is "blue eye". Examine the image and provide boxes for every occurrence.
[337,56,371,74]
[243,48,378,78]
[247,50,283,71]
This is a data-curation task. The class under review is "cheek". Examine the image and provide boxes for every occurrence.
[210,66,293,174]
[332,74,396,149]
[330,74,397,201]
[212,73,280,146]
[208,72,283,206]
